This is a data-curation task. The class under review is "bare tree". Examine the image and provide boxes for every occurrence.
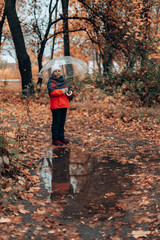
[35,0,60,85]
[50,2,58,59]
[4,0,33,93]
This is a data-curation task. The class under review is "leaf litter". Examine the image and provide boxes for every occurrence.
[0,89,160,239]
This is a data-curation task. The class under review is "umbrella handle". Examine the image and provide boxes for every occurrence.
[66,90,73,97]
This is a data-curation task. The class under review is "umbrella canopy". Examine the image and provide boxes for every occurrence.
[39,56,88,79]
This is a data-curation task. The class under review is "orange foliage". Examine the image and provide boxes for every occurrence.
[0,66,20,80]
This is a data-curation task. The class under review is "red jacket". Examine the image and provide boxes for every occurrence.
[50,89,69,109]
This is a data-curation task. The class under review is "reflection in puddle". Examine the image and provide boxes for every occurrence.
[38,147,95,200]
[38,147,135,217]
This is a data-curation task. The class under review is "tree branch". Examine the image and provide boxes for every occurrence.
[47,27,86,40]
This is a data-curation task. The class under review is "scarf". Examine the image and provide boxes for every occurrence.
[47,75,72,95]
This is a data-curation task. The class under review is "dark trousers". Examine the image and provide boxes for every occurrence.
[51,108,67,140]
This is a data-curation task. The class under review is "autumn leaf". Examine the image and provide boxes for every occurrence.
[11,216,23,224]
[105,192,116,197]
[27,186,40,192]
[0,217,11,223]
[131,230,151,238]
[21,193,34,200]
[34,208,46,215]
[48,230,56,234]
[139,197,151,206]
[17,204,30,214]
[3,186,12,192]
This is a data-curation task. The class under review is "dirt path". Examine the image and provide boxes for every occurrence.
[0,93,160,239]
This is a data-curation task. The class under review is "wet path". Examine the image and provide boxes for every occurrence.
[38,147,135,218]
[0,119,159,239]
[36,146,160,239]
[1,88,160,239]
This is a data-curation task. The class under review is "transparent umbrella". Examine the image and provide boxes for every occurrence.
[39,56,88,79]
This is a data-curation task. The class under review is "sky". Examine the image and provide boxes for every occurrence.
[0,0,61,64]
[1,55,16,63]
[0,44,52,64]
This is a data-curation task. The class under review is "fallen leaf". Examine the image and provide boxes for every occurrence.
[27,186,40,192]
[17,204,29,214]
[105,192,116,197]
[48,230,56,234]
[19,208,30,214]
[136,217,154,224]
[131,230,151,238]
[110,236,121,240]
[10,216,23,224]
[3,187,12,192]
[139,197,151,206]
[0,217,11,223]
[34,208,46,215]
[0,234,10,240]
[22,193,34,200]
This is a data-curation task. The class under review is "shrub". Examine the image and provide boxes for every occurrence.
[92,60,160,106]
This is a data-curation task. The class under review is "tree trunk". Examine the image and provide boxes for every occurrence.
[140,0,151,67]
[5,0,32,94]
[96,51,102,74]
[0,7,6,50]
[61,0,70,56]
[36,0,59,86]
[61,0,73,78]
[102,50,113,76]
[37,40,46,85]
[51,34,56,59]
[51,3,58,59]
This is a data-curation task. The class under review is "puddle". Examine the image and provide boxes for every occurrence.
[38,148,95,198]
[38,147,135,218]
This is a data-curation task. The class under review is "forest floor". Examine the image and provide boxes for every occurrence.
[0,82,160,239]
